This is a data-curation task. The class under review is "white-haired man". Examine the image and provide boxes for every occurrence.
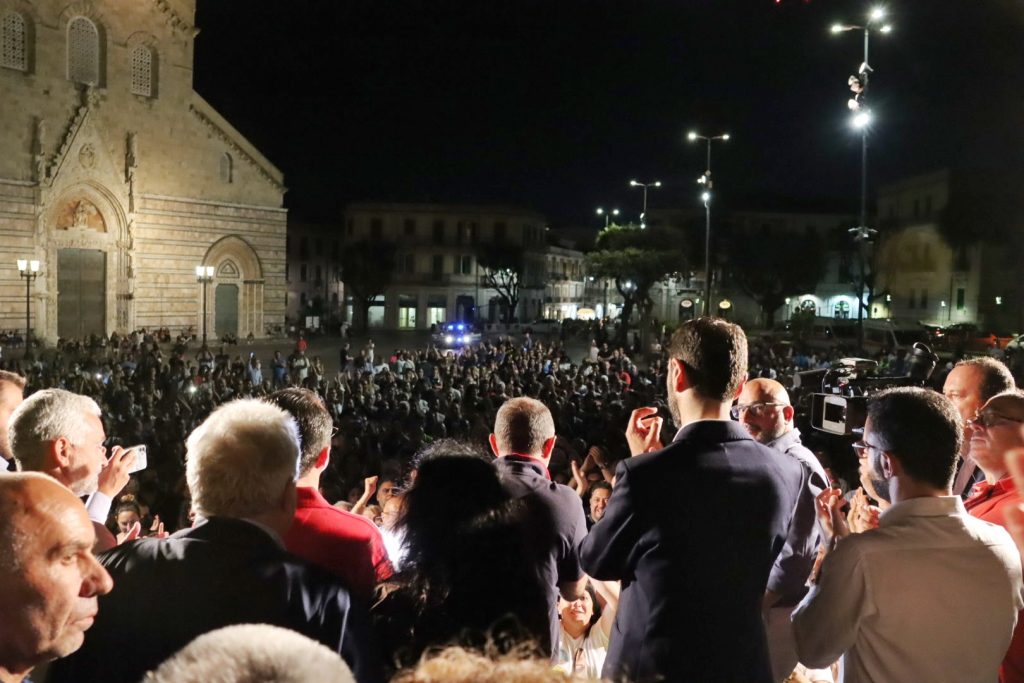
[47,399,376,683]
[141,624,355,683]
[9,388,137,551]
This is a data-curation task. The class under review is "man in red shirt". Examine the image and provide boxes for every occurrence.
[268,388,392,599]
[965,390,1024,683]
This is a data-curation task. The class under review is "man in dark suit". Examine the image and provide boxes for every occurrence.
[580,317,803,683]
[47,399,376,683]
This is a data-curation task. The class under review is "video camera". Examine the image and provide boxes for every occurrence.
[795,343,938,436]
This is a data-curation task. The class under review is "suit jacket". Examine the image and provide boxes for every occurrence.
[579,420,803,683]
[47,517,377,683]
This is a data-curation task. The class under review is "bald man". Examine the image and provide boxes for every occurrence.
[735,378,828,682]
[0,473,113,683]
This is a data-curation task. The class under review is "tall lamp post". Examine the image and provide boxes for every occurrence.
[628,180,661,229]
[16,259,40,352]
[195,265,214,347]
[831,7,892,350]
[596,207,620,228]
[687,131,730,316]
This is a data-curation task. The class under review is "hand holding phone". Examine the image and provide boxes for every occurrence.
[126,445,148,474]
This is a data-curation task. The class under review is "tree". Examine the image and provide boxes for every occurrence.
[477,245,525,323]
[339,240,397,333]
[586,224,686,345]
[729,226,827,328]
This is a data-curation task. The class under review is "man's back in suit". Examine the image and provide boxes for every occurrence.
[47,517,375,683]
[580,420,803,683]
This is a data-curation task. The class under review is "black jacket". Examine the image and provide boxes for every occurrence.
[47,516,377,683]
[580,420,803,683]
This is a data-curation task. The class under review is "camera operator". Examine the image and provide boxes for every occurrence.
[793,387,1023,683]
[943,357,1015,498]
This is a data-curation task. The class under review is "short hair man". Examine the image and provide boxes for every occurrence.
[268,388,392,598]
[0,473,113,682]
[490,396,589,656]
[736,378,829,681]
[944,357,1015,497]
[0,370,26,472]
[588,481,612,524]
[9,389,136,551]
[793,387,1024,683]
[580,317,803,683]
[48,399,375,683]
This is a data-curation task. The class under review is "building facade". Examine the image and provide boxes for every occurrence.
[285,220,343,329]
[0,0,286,342]
[342,203,581,329]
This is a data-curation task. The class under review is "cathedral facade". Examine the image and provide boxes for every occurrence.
[0,0,286,342]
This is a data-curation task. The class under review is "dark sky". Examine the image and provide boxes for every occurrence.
[192,1,1024,226]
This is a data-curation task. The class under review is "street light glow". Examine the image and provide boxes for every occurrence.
[852,111,872,128]
[653,181,662,188]
[701,192,711,202]
[830,23,845,33]
[721,133,730,141]
[687,131,698,141]
[870,7,886,21]
[880,24,892,33]
[629,179,639,187]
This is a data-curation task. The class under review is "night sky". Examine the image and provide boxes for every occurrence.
[192,1,1024,226]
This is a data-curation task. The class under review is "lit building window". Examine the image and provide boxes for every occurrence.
[67,17,99,85]
[1,12,27,72]
[130,45,154,97]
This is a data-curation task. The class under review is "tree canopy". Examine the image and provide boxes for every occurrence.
[339,240,397,332]
[477,245,526,323]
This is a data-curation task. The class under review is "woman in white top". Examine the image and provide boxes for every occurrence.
[554,577,619,680]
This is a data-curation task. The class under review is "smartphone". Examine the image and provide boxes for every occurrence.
[126,445,148,474]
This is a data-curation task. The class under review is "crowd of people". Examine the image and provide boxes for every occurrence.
[2,318,1024,682]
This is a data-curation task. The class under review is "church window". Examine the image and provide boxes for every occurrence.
[1,12,27,72]
[130,45,154,97]
[220,153,233,183]
[67,17,99,85]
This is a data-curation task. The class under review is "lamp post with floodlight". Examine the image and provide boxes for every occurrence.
[195,265,214,347]
[16,259,40,352]
[831,7,891,350]
[688,131,729,316]
[596,207,620,228]
[628,180,661,229]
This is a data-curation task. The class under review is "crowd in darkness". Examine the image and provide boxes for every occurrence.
[5,319,1024,683]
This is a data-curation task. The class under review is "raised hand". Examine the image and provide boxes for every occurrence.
[815,487,850,542]
[571,459,589,497]
[625,407,664,457]
[117,521,141,545]
[97,446,138,498]
[149,514,168,539]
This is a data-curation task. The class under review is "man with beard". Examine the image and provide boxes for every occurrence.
[735,378,829,681]
[793,387,1023,683]
[580,318,803,683]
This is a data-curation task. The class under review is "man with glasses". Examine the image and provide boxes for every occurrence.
[735,378,828,682]
[8,388,137,552]
[793,387,1023,683]
[943,357,1015,497]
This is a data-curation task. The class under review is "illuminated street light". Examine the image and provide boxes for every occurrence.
[830,9,891,351]
[596,207,620,228]
[629,180,661,229]
[16,259,40,352]
[688,130,730,316]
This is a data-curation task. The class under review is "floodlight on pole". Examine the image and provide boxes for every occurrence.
[596,207,620,228]
[688,130,730,316]
[629,180,661,229]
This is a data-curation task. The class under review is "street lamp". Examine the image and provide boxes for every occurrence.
[831,6,891,350]
[629,179,661,228]
[688,130,730,316]
[596,207,620,228]
[16,259,40,352]
[195,265,214,346]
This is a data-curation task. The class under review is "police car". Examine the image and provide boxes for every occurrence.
[432,321,481,348]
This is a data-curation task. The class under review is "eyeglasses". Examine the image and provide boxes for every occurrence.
[730,402,787,420]
[851,440,884,457]
[968,411,1024,430]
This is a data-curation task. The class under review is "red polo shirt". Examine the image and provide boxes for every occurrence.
[966,475,1024,683]
[285,486,392,599]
